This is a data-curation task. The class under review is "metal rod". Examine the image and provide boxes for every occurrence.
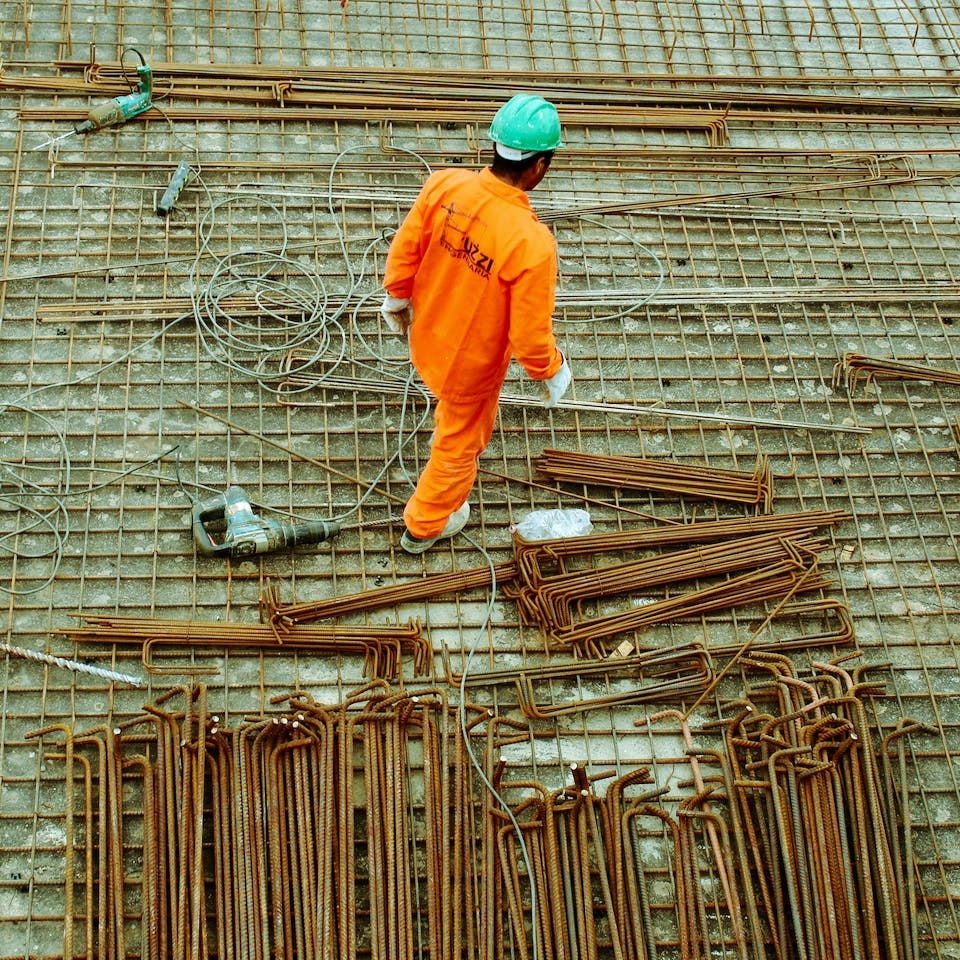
[0,642,144,686]
[278,369,871,435]
[176,398,408,505]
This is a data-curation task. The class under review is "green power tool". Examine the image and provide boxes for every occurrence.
[35,48,153,150]
[191,485,341,559]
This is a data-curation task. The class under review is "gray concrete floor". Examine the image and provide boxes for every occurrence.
[1,0,960,955]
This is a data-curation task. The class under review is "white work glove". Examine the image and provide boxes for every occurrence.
[541,354,572,408]
[380,293,414,335]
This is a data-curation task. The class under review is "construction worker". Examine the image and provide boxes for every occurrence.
[381,93,572,554]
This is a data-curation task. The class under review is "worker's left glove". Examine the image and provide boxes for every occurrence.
[541,354,572,408]
[380,294,414,335]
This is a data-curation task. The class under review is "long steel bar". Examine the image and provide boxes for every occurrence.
[261,562,517,628]
[32,282,960,318]
[277,369,871,434]
[13,64,960,117]
[19,61,960,87]
[551,555,831,656]
[443,600,854,693]
[512,509,847,575]
[514,649,715,718]
[526,531,819,630]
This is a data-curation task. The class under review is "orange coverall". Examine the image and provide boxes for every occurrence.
[384,167,563,538]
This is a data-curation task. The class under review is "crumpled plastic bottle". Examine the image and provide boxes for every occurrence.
[511,508,593,541]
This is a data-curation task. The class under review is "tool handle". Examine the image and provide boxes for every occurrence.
[85,66,153,131]
[192,508,228,557]
[157,161,194,217]
[190,488,236,557]
[135,63,153,98]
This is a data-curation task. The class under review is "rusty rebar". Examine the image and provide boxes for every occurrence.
[536,448,775,513]
[58,612,430,679]
[833,351,960,395]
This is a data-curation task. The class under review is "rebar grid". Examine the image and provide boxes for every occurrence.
[3,0,960,72]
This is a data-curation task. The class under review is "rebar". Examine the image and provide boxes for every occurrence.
[261,563,517,629]
[57,613,430,679]
[0,641,144,686]
[34,685,482,960]
[30,668,921,960]
[550,551,832,657]
[833,351,960,395]
[276,366,871,434]
[536,449,775,512]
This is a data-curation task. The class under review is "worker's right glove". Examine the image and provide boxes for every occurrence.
[380,293,414,335]
[541,354,572,408]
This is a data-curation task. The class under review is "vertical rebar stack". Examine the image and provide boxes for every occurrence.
[489,659,918,960]
[31,685,483,960]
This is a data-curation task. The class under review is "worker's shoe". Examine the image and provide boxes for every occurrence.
[400,503,470,555]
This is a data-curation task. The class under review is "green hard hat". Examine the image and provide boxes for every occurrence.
[488,94,563,159]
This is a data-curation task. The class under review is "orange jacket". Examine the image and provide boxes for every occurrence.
[383,167,563,402]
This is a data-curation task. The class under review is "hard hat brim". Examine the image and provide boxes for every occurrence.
[494,142,538,161]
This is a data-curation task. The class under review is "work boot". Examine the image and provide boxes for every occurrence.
[400,502,470,555]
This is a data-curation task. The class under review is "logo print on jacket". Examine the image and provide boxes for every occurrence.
[439,202,494,279]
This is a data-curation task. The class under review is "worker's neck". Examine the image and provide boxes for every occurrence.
[490,163,546,193]
[491,169,528,190]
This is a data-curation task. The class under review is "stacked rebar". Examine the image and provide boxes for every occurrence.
[508,511,845,658]
[489,658,917,960]
[31,685,480,960]
[551,547,832,658]
[261,563,518,631]
[31,665,921,960]
[833,351,960,395]
[708,655,910,960]
[528,530,825,629]
[535,449,774,513]
[510,509,848,593]
[57,613,432,679]
[260,510,846,642]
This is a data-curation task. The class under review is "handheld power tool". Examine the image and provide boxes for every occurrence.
[157,161,195,217]
[192,485,341,559]
[35,48,153,150]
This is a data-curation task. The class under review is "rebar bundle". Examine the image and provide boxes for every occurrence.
[261,563,517,631]
[488,659,918,960]
[508,511,845,659]
[511,509,848,589]
[31,685,481,960]
[526,530,825,630]
[833,351,960,395]
[535,448,774,512]
[703,655,913,960]
[261,510,845,636]
[17,63,960,149]
[31,666,922,960]
[57,614,432,679]
[553,550,831,659]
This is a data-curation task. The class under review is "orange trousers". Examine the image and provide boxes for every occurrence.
[403,387,501,538]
